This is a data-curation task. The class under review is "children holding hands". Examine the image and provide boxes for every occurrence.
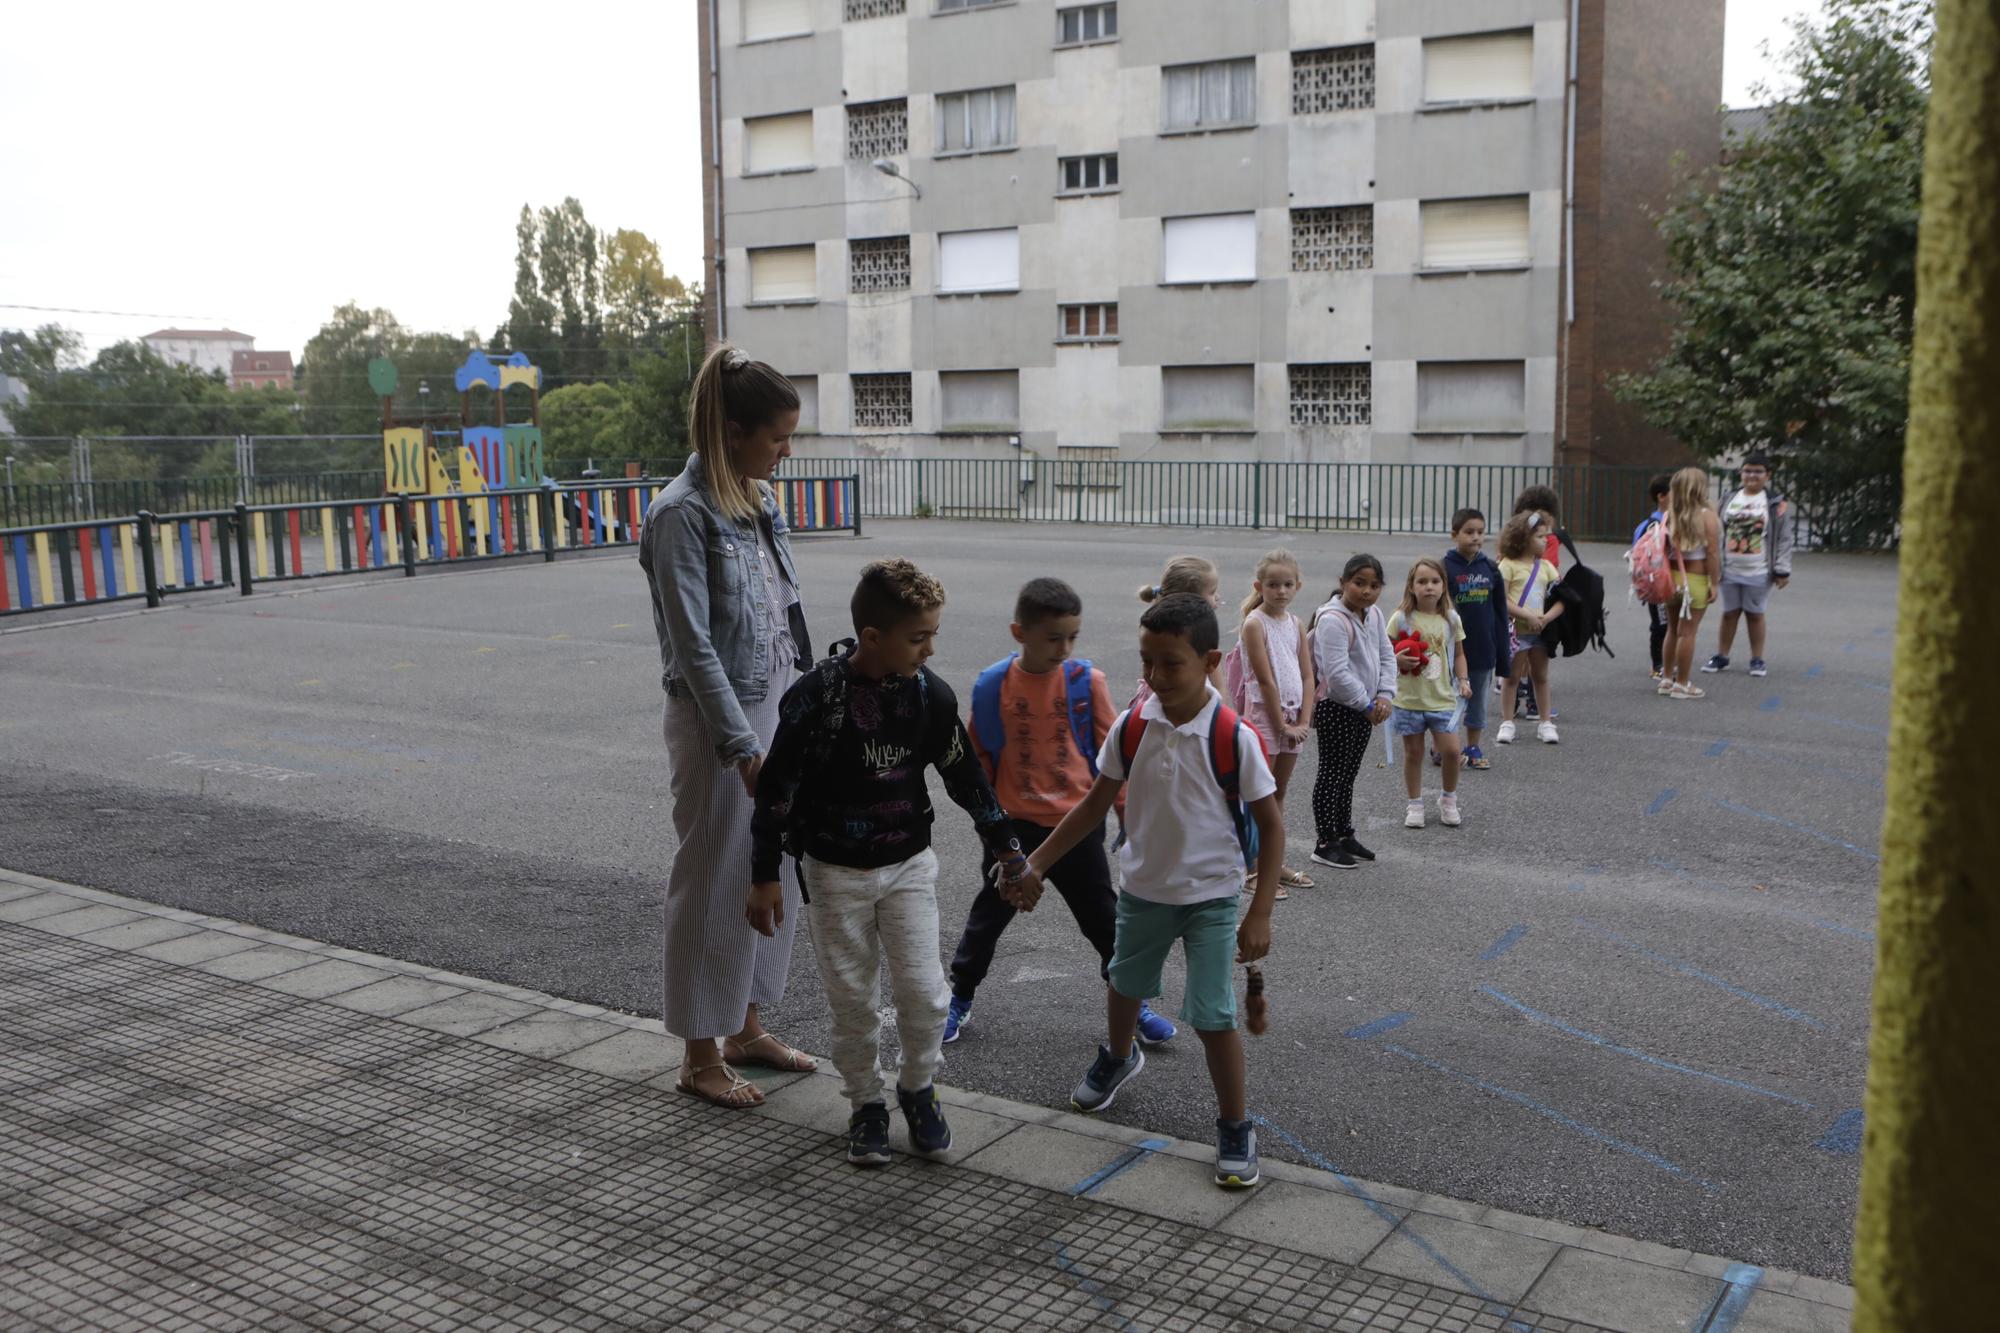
[1012,593,1283,1188]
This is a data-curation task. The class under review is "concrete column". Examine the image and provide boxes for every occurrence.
[1852,0,2000,1324]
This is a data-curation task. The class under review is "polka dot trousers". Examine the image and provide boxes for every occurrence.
[1312,697,1373,843]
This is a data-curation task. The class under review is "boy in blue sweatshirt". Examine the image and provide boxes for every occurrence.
[1442,509,1511,769]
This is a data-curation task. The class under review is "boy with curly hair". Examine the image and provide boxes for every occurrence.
[749,558,1028,1168]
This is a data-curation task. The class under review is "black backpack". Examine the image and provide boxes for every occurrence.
[1544,531,1613,659]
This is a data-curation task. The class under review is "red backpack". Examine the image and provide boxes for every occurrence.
[1116,699,1266,868]
[1627,517,1682,606]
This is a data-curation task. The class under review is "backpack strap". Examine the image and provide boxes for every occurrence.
[1117,702,1149,772]
[1063,658,1099,776]
[969,655,1015,779]
[1206,702,1262,866]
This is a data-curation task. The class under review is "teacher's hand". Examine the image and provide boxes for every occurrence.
[736,752,765,797]
[747,881,784,937]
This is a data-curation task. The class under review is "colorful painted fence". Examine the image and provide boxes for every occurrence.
[0,476,862,618]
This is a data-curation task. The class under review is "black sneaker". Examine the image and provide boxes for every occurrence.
[1339,835,1375,862]
[1071,1044,1145,1113]
[895,1084,953,1156]
[847,1103,892,1167]
[1309,840,1357,869]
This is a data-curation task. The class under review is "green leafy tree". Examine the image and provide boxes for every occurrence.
[1612,0,1930,548]
[293,303,477,470]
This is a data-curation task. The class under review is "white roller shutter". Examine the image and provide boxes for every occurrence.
[1416,362,1526,431]
[742,0,810,42]
[749,246,817,303]
[744,112,814,172]
[1162,213,1257,284]
[1420,197,1530,268]
[1424,31,1534,103]
[938,229,1020,292]
[1162,365,1255,430]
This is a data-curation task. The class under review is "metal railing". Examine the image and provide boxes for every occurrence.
[0,475,861,618]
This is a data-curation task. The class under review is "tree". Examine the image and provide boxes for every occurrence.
[1611,0,1930,548]
[540,381,631,469]
[603,229,687,349]
[296,302,477,455]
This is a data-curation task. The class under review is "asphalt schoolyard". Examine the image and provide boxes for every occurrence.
[0,518,1891,1281]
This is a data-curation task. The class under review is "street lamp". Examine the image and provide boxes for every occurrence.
[872,158,922,199]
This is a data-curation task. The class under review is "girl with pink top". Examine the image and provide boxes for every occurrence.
[1238,549,1316,893]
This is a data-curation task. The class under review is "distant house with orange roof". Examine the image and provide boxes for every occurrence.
[230,348,295,391]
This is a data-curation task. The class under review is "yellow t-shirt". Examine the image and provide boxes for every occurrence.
[1498,557,1558,630]
[1385,609,1464,713]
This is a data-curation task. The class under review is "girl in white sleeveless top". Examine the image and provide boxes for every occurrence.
[1238,550,1317,892]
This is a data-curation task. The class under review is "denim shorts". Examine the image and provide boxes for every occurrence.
[1463,669,1493,731]
[1391,707,1458,736]
[1107,892,1240,1032]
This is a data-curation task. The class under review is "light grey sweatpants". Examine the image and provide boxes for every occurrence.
[803,847,948,1109]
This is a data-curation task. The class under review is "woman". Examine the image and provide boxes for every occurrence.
[639,343,815,1108]
[1658,466,1723,700]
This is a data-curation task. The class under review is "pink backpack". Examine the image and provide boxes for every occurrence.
[1627,518,1681,606]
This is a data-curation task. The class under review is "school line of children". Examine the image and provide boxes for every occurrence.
[733,499,1581,1193]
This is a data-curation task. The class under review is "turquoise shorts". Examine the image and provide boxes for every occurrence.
[1107,892,1240,1032]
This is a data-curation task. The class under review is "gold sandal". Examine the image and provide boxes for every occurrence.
[722,1032,819,1073]
[1277,866,1315,890]
[675,1058,763,1109]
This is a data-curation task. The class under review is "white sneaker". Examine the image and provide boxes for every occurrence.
[1404,802,1425,829]
[1439,794,1462,827]
[1537,721,1559,744]
[1495,720,1516,745]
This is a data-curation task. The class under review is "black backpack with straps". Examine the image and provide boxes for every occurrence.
[1543,531,1613,659]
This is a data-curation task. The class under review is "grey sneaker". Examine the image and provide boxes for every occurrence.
[1071,1044,1145,1113]
[1216,1118,1260,1188]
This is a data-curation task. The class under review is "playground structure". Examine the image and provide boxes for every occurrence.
[372,351,554,560]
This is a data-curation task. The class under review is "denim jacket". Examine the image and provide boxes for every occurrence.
[639,453,811,763]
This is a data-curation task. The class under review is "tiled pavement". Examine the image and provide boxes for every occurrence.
[0,867,1854,1332]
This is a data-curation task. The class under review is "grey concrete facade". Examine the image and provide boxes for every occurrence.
[705,0,1702,469]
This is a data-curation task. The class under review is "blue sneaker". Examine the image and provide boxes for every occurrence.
[1135,1002,1177,1046]
[1703,654,1730,673]
[943,994,972,1044]
[1216,1118,1260,1188]
[1071,1044,1145,1113]
[847,1103,892,1168]
[896,1084,953,1155]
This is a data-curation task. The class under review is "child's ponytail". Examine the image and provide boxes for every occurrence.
[1139,555,1219,605]
[686,342,800,522]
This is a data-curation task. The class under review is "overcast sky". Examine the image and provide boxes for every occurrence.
[1,0,1824,364]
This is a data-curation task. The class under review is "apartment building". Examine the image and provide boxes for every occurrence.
[698,0,1722,469]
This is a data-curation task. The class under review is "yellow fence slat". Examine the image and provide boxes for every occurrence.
[320,507,337,574]
[119,522,138,593]
[32,532,55,603]
[252,512,272,579]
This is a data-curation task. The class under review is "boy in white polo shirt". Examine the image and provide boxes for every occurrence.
[1015,592,1283,1187]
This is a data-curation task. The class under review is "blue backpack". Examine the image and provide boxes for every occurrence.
[969,656,1099,780]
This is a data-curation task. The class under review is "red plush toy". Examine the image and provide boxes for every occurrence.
[1392,624,1431,675]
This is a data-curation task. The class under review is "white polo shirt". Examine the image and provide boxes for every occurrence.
[1096,686,1276,906]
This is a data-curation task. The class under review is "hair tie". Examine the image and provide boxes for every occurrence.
[724,349,751,371]
[1152,585,1162,599]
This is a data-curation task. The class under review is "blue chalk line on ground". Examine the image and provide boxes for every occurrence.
[1479,924,1529,961]
[1816,1108,1864,1154]
[1713,798,1881,862]
[1574,918,1826,1029]
[1699,1262,1765,1332]
[1701,737,1884,789]
[1648,854,1875,942]
[1476,984,1813,1108]
[1344,1011,1415,1040]
[1250,1116,1534,1333]
[1047,1243,1140,1332]
[1069,1137,1171,1197]
[1646,788,1678,816]
[1376,1042,1716,1190]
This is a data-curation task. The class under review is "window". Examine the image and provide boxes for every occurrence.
[940,370,1020,431]
[1162,58,1256,132]
[1057,3,1116,44]
[1058,303,1118,341]
[1162,213,1255,284]
[744,112,814,173]
[747,245,817,303]
[849,236,911,292]
[936,0,1004,10]
[1059,153,1118,194]
[845,0,904,17]
[936,86,1017,153]
[1163,366,1255,431]
[1424,30,1534,104]
[787,374,819,432]
[938,228,1020,293]
[1420,196,1530,268]
[1416,362,1526,431]
[742,0,810,41]
[847,99,908,160]
[1291,206,1373,271]
[1289,364,1371,427]
[851,373,912,429]
[1291,45,1374,114]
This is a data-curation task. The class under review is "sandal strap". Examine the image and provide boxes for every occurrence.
[728,1033,813,1069]
[682,1058,758,1099]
